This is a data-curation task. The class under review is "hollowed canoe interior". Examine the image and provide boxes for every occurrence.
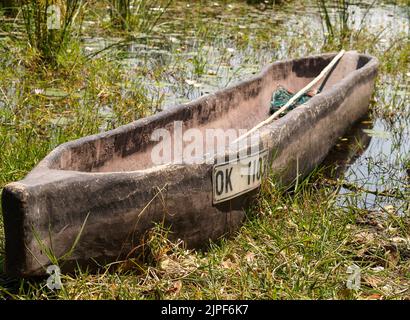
[52,52,369,173]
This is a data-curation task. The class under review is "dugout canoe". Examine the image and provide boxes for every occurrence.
[2,51,378,276]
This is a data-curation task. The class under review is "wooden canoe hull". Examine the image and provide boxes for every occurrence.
[2,52,378,276]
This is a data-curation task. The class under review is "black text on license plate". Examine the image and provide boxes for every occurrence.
[212,150,268,204]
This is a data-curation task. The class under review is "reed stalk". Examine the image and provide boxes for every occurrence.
[18,0,83,64]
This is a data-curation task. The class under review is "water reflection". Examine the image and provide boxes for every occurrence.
[322,116,373,179]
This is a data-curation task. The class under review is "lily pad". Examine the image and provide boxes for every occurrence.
[49,116,70,126]
[42,88,69,99]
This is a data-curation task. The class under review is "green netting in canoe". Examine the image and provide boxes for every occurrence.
[270,87,313,115]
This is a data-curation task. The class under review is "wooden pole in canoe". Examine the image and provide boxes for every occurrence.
[232,49,345,144]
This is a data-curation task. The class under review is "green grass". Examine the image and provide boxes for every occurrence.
[16,0,84,65]
[0,0,409,299]
[2,174,409,299]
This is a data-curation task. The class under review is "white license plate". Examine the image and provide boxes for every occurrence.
[212,150,269,204]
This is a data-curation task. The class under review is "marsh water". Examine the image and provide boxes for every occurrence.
[2,1,409,212]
